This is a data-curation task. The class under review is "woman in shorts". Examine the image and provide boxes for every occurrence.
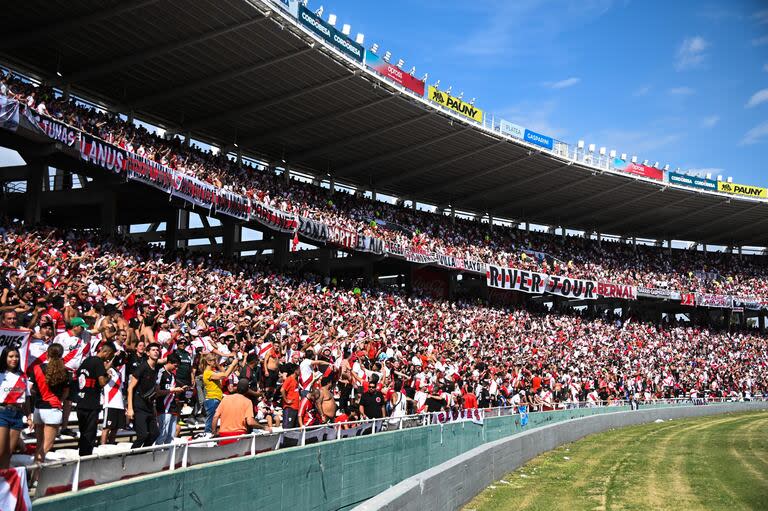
[30,343,69,464]
[0,346,29,468]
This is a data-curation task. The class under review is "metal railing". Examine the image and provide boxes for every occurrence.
[27,395,765,498]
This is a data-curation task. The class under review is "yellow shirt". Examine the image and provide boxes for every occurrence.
[203,368,223,401]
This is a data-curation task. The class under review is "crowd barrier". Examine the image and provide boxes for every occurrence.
[29,397,763,510]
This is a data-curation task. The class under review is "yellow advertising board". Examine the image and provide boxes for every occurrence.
[427,86,483,123]
[717,181,767,199]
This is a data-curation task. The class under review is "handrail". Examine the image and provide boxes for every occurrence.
[25,395,765,474]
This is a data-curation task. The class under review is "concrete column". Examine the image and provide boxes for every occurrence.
[738,246,742,259]
[177,209,190,249]
[127,110,134,125]
[372,188,377,201]
[273,234,290,269]
[451,206,456,225]
[668,239,672,257]
[222,220,241,259]
[329,175,335,194]
[411,200,417,211]
[236,148,242,166]
[759,311,766,333]
[283,167,290,184]
[184,131,191,148]
[597,231,602,248]
[165,209,179,251]
[525,222,530,233]
[561,226,566,242]
[447,272,458,299]
[488,214,494,231]
[100,189,117,236]
[318,247,331,278]
[24,161,45,226]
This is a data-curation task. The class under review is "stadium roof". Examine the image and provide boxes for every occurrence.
[2,0,767,247]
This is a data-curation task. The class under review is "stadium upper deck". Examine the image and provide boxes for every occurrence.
[0,0,766,247]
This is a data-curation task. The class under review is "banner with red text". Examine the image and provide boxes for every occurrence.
[597,282,637,300]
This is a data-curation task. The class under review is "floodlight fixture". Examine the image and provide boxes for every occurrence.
[383,50,392,62]
[599,147,606,156]
[620,153,627,161]
[577,140,584,149]
[642,159,649,165]
[433,79,440,88]
[327,13,336,25]
[342,24,351,35]
[422,73,429,82]
[609,150,616,158]
[396,58,405,69]
[631,156,638,163]
[355,33,364,44]
[588,144,595,153]
[408,66,416,76]
[315,6,324,16]
[370,43,379,54]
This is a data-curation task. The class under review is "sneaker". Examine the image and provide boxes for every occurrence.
[177,419,187,427]
[60,428,78,438]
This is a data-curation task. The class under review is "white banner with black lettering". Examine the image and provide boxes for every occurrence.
[486,264,597,300]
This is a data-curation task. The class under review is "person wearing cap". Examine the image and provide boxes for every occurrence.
[52,317,90,437]
[358,373,385,421]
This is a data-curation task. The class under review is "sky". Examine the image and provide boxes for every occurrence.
[309,0,768,184]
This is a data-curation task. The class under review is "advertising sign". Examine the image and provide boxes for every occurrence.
[499,120,524,139]
[667,172,718,191]
[486,265,548,294]
[717,181,767,199]
[597,282,637,300]
[613,159,663,180]
[523,129,554,150]
[427,85,484,123]
[637,287,673,299]
[366,52,425,96]
[298,5,364,63]
[545,275,597,300]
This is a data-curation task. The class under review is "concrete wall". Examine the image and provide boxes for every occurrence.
[353,402,768,511]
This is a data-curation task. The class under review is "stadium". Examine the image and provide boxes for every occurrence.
[0,1,766,510]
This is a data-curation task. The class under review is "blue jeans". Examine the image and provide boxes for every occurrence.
[204,399,220,433]
[155,414,178,445]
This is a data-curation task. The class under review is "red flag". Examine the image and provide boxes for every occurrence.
[291,232,299,252]
[123,291,137,321]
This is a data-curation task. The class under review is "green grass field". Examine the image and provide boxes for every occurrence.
[464,411,768,511]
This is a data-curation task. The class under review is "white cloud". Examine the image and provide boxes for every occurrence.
[544,77,581,89]
[496,99,566,139]
[675,36,709,70]
[746,88,768,108]
[754,9,768,24]
[740,121,768,145]
[633,86,651,97]
[702,115,720,128]
[668,86,696,95]
[754,35,768,46]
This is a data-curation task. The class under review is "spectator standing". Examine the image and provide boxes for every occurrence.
[0,346,28,468]
[155,353,185,445]
[201,353,239,435]
[211,379,259,443]
[127,342,161,448]
[76,342,116,455]
[359,374,385,420]
[281,364,301,429]
[30,344,69,465]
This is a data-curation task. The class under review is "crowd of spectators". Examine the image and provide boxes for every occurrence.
[0,224,766,471]
[2,71,768,300]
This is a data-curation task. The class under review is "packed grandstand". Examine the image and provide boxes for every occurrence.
[0,0,767,508]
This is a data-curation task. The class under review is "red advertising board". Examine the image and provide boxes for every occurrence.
[621,162,663,180]
[366,52,425,96]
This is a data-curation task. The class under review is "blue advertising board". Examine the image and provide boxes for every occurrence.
[298,5,364,63]
[523,129,554,150]
[667,172,718,191]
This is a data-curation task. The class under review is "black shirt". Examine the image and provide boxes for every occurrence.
[132,360,159,412]
[155,367,179,415]
[359,390,385,419]
[125,352,146,382]
[425,395,446,413]
[76,356,106,410]
[174,349,193,385]
[239,365,259,391]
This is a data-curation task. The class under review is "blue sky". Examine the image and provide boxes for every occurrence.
[309,0,768,184]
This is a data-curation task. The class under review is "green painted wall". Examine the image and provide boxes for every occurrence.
[34,406,627,511]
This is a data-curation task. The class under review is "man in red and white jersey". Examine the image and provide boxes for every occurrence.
[52,317,91,436]
[298,388,322,428]
[298,349,331,398]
